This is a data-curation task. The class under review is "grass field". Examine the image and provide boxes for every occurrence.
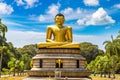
[0,76,25,80]
[0,74,120,80]
[90,74,120,80]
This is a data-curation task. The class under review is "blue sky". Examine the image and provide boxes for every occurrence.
[0,0,120,50]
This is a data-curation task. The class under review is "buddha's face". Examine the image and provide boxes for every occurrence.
[55,16,65,25]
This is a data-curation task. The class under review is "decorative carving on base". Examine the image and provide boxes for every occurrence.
[36,48,80,54]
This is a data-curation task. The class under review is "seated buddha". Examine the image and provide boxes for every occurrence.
[37,13,80,48]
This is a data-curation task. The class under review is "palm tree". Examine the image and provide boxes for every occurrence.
[0,18,8,77]
[116,31,120,39]
[103,35,120,78]
[87,60,97,76]
[116,31,120,56]
[95,56,106,77]
[0,18,8,40]
[102,55,112,78]
[8,57,16,76]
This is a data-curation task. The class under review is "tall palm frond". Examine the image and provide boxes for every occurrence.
[0,23,8,40]
[0,19,8,45]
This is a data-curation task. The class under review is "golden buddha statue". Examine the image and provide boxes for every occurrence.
[37,13,80,48]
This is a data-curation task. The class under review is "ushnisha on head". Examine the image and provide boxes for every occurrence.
[55,13,65,18]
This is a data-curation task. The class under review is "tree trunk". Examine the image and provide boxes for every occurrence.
[13,68,15,76]
[0,53,3,78]
[94,72,96,76]
[100,72,102,77]
[112,56,115,78]
[113,70,115,78]
[104,73,106,77]
[108,71,111,78]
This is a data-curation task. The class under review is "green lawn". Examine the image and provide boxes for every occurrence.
[0,76,25,80]
[90,74,120,80]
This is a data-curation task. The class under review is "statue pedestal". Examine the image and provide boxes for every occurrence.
[26,48,91,77]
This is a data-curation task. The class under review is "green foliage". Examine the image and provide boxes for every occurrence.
[17,44,36,56]
[17,44,36,70]
[87,30,120,77]
[103,35,120,56]
[8,57,16,75]
[87,55,112,77]
[0,18,8,45]
[7,57,25,76]
[21,54,32,70]
[0,42,18,69]
[0,43,36,73]
[80,42,104,63]
[2,68,10,75]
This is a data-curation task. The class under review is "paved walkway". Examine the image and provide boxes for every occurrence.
[23,77,92,80]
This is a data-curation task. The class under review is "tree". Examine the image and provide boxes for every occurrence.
[17,44,36,70]
[80,42,104,63]
[101,55,112,78]
[87,60,97,76]
[8,57,16,76]
[0,18,8,40]
[18,44,36,56]
[95,56,105,77]
[103,34,120,78]
[0,18,8,77]
[20,54,31,70]
[8,57,24,76]
[103,35,120,57]
[87,55,114,78]
[88,31,120,78]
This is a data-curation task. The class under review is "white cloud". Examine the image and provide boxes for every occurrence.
[47,4,60,16]
[15,0,25,6]
[6,30,46,48]
[61,7,82,15]
[38,15,46,22]
[83,0,99,6]
[77,18,87,25]
[25,0,38,8]
[38,6,83,23]
[37,4,60,22]
[15,0,38,8]
[62,7,73,14]
[73,34,114,50]
[61,7,85,20]
[6,30,115,50]
[87,8,115,25]
[28,14,37,20]
[38,14,54,23]
[113,4,120,9]
[76,8,82,14]
[2,20,24,27]
[77,7,115,25]
[0,2,14,15]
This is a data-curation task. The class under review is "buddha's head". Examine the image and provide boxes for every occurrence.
[54,13,65,25]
